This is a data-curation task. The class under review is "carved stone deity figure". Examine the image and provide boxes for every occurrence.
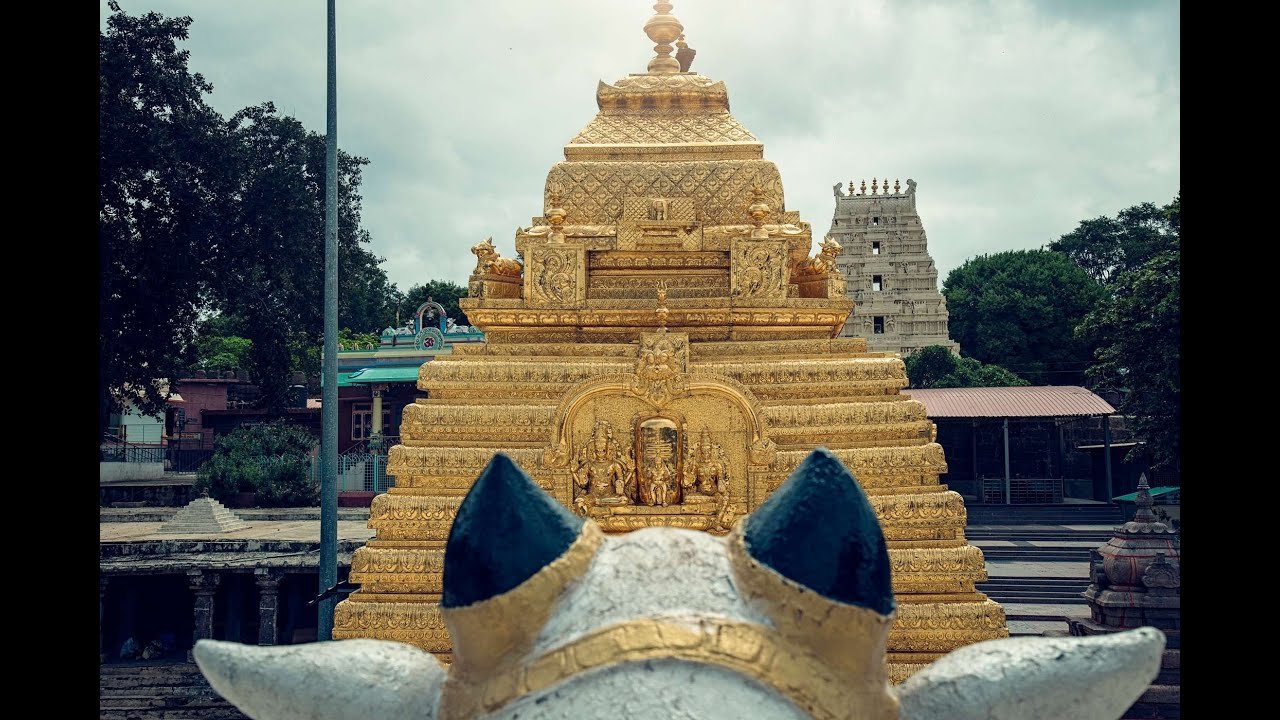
[572,421,633,509]
[684,429,728,498]
[470,237,523,278]
[645,457,677,507]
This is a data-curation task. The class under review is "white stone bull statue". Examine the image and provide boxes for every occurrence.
[194,449,1163,720]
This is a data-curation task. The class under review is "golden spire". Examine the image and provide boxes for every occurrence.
[644,2,684,74]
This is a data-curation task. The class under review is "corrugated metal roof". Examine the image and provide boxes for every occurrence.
[903,386,1115,418]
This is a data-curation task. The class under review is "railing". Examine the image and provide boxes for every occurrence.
[100,441,165,464]
[166,447,215,473]
[315,451,395,494]
[981,477,1064,504]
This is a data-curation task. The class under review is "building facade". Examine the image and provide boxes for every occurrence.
[829,178,959,355]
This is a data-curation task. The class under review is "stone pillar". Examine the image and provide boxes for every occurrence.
[370,385,387,450]
[99,576,109,663]
[256,569,281,646]
[187,570,221,660]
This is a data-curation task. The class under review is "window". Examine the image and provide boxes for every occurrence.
[872,275,883,292]
[872,216,880,226]
[351,402,393,441]
[871,241,880,255]
[873,316,885,334]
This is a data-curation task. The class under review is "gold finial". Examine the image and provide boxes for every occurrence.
[860,180,866,195]
[546,182,567,243]
[747,186,771,237]
[644,2,684,74]
[894,178,900,194]
[872,178,879,195]
[655,281,670,330]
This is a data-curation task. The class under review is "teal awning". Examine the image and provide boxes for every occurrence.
[322,372,359,388]
[345,366,422,384]
[1112,486,1180,503]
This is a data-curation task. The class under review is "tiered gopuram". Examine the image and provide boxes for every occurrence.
[829,178,959,355]
[334,1,1007,682]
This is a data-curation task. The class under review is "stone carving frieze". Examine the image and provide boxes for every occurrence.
[730,240,787,299]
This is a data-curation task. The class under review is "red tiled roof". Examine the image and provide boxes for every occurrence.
[903,386,1115,418]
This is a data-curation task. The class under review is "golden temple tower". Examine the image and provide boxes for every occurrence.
[334,2,1007,682]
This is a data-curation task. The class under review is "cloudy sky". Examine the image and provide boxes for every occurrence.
[101,0,1179,292]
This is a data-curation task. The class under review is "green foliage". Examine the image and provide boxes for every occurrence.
[943,249,1106,385]
[904,345,1029,389]
[1077,245,1180,473]
[196,335,252,372]
[195,421,319,507]
[99,1,229,433]
[339,328,380,350]
[1048,195,1179,286]
[400,280,471,328]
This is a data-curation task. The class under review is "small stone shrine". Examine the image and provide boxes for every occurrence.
[1069,474,1180,718]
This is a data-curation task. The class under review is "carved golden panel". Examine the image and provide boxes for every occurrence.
[545,160,784,227]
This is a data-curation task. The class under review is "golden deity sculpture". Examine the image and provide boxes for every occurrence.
[335,2,1008,683]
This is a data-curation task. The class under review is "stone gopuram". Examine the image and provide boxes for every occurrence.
[829,178,959,355]
[333,2,1007,683]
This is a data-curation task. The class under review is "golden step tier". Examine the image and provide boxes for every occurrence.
[347,544,987,600]
[365,486,968,545]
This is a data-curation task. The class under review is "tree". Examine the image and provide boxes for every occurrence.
[212,103,391,408]
[943,250,1106,385]
[196,335,253,372]
[1049,195,1180,286]
[400,280,471,327]
[99,1,230,434]
[1077,245,1180,474]
[904,345,1029,389]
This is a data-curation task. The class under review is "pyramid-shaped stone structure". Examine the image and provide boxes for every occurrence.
[158,494,247,534]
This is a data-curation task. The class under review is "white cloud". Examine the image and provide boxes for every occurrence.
[102,0,1179,291]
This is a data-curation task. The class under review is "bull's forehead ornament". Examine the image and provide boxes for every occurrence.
[194,449,1164,720]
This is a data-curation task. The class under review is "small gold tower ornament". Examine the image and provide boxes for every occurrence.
[644,2,684,73]
[546,183,567,243]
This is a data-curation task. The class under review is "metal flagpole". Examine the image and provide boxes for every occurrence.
[318,0,339,641]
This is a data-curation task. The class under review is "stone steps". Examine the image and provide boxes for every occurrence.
[980,548,1093,561]
[965,504,1126,525]
[100,663,246,720]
